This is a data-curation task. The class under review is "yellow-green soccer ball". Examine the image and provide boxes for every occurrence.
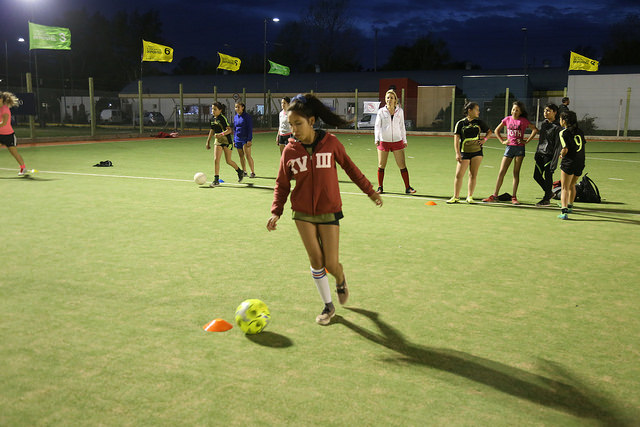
[235,299,270,335]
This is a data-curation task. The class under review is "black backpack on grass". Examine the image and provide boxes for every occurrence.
[575,174,601,203]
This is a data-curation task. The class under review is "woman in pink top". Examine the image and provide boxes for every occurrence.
[0,92,27,175]
[482,101,538,204]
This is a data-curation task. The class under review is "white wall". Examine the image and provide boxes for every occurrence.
[568,74,639,131]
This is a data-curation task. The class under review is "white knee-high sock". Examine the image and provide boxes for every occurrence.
[311,266,332,304]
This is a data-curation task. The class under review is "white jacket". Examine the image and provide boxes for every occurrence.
[374,106,407,144]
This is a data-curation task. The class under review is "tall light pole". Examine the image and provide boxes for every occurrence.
[4,40,8,90]
[521,27,528,76]
[17,38,26,92]
[263,17,279,127]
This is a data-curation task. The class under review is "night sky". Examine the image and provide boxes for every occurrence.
[3,0,639,71]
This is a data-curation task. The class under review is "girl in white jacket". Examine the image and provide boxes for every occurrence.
[374,90,416,194]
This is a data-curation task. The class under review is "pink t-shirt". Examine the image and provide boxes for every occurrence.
[0,105,14,135]
[501,115,530,146]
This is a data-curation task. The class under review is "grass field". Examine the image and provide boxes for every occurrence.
[1,132,639,426]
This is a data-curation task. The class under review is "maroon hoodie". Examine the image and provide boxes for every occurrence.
[271,131,375,217]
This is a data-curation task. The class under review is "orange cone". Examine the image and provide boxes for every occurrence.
[425,201,437,206]
[203,318,233,332]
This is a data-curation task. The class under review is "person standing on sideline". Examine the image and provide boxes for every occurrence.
[276,96,292,155]
[205,102,243,186]
[533,104,562,206]
[233,102,255,178]
[482,101,538,205]
[557,97,570,116]
[557,110,586,220]
[267,94,382,325]
[374,89,416,194]
[447,101,492,204]
[0,92,27,175]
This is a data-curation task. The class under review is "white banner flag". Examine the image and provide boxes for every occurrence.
[363,101,380,114]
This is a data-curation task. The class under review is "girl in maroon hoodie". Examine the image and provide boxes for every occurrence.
[267,94,382,325]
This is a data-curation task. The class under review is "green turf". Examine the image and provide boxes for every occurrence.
[1,133,639,426]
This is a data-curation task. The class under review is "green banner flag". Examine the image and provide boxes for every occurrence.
[268,60,290,76]
[29,22,71,50]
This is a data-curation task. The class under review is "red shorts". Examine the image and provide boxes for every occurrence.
[377,140,405,152]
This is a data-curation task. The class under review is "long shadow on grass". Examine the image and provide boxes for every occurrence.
[336,307,629,426]
[0,175,56,181]
[245,331,293,348]
[477,201,640,217]
[567,212,640,225]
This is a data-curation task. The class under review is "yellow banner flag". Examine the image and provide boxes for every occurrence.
[218,52,241,72]
[568,51,598,72]
[142,40,173,62]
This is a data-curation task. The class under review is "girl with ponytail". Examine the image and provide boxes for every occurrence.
[267,93,382,326]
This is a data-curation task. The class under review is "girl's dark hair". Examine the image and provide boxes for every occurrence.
[512,101,528,119]
[560,110,579,129]
[287,93,348,128]
[545,103,558,113]
[282,96,291,103]
[212,101,226,115]
[463,101,479,116]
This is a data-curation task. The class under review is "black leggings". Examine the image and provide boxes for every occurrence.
[533,153,554,199]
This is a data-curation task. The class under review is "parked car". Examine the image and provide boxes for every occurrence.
[357,113,377,129]
[135,112,166,126]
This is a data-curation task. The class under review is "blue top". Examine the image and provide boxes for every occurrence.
[233,112,253,143]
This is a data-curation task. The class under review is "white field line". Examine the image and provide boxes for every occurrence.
[2,168,637,216]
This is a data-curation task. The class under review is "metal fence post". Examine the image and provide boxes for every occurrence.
[179,83,184,132]
[25,72,35,139]
[450,87,456,132]
[504,88,510,118]
[354,88,358,131]
[138,80,143,135]
[623,87,631,138]
[89,77,95,137]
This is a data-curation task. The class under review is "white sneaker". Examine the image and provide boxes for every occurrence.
[316,305,335,325]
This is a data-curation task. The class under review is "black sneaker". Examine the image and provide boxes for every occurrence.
[536,199,550,207]
[336,279,349,305]
[243,170,248,177]
[405,186,416,194]
[376,186,383,194]
[209,179,220,187]
[250,172,256,178]
[237,169,244,182]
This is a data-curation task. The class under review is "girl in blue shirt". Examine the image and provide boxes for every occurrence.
[233,102,255,178]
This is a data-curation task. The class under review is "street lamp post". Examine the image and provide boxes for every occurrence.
[263,17,279,128]
[521,27,528,76]
[4,40,8,90]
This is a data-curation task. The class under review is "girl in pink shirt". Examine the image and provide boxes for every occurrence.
[0,92,27,175]
[482,101,538,204]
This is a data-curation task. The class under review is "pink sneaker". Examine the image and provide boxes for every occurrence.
[511,196,520,205]
[482,194,497,202]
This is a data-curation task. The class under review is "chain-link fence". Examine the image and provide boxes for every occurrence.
[6,74,638,139]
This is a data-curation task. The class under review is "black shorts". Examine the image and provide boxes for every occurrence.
[561,159,584,176]
[534,152,553,166]
[0,133,17,147]
[278,134,292,145]
[292,210,343,225]
[461,149,482,160]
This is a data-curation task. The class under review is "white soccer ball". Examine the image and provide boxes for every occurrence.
[194,172,207,185]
